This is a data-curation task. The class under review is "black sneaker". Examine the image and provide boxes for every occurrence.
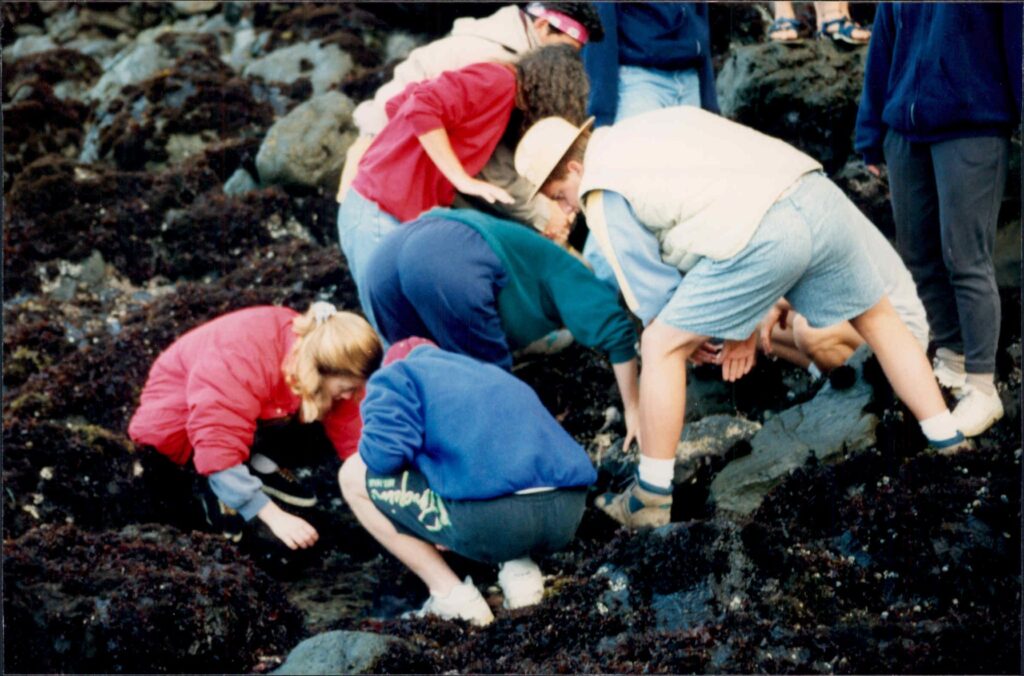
[258,468,317,508]
[199,484,244,543]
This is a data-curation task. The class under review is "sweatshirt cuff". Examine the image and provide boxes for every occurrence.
[608,344,639,365]
[236,491,271,521]
[861,147,884,166]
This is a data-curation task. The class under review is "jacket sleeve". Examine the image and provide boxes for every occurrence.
[207,466,270,521]
[546,253,638,364]
[357,367,426,476]
[694,3,720,114]
[185,350,265,475]
[1004,3,1023,119]
[583,4,621,127]
[322,393,364,461]
[394,63,517,138]
[854,3,895,165]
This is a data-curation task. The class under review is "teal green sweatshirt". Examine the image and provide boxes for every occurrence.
[426,208,638,364]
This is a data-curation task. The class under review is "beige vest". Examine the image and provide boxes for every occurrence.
[579,107,822,271]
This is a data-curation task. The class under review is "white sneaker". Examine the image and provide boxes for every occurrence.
[951,385,1004,437]
[404,577,494,626]
[933,350,967,394]
[498,557,545,610]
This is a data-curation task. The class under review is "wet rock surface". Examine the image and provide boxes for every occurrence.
[3,2,1020,674]
[273,629,418,675]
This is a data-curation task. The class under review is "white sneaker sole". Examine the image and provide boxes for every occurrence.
[261,485,318,508]
[956,408,1004,437]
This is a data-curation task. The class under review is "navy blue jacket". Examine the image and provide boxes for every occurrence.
[358,345,597,501]
[855,2,1022,164]
[584,2,719,127]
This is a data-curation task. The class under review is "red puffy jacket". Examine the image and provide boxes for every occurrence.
[128,306,362,475]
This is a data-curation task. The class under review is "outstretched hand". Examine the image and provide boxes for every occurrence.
[258,501,319,550]
[759,303,790,354]
[456,177,514,205]
[716,331,758,382]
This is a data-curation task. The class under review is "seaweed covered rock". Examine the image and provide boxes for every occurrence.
[3,152,331,297]
[2,419,195,540]
[243,41,353,96]
[717,40,866,173]
[274,630,419,675]
[4,523,305,673]
[261,3,389,68]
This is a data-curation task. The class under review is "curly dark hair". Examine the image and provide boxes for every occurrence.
[514,44,589,135]
[535,2,605,43]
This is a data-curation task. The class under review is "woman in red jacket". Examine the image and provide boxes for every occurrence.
[337,44,588,328]
[128,302,382,549]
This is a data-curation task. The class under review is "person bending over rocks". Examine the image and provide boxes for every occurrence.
[339,2,604,246]
[129,303,382,549]
[339,338,596,626]
[514,106,970,529]
[337,44,589,329]
[364,206,641,449]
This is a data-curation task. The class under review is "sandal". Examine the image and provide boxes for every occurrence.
[767,16,803,43]
[819,17,870,45]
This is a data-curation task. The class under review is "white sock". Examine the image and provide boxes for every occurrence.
[249,453,279,474]
[965,373,997,396]
[919,410,960,442]
[638,455,676,490]
[935,347,966,374]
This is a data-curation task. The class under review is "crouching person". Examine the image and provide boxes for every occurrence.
[129,303,382,548]
[338,338,596,626]
[514,107,969,530]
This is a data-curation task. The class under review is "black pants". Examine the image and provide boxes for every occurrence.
[884,130,1008,373]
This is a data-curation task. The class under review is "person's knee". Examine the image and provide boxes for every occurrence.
[338,455,367,501]
[641,320,705,360]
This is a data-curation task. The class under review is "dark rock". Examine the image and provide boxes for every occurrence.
[717,39,866,172]
[274,630,418,675]
[832,156,895,238]
[3,523,304,673]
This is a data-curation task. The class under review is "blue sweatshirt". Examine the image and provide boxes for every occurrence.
[855,2,1022,164]
[357,345,597,501]
[584,2,719,126]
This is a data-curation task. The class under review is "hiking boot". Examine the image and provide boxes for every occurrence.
[257,468,317,507]
[498,557,544,610]
[933,350,967,395]
[952,385,1004,437]
[595,477,672,529]
[199,485,244,543]
[403,577,494,626]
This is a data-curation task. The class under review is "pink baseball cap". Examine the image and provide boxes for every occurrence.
[382,337,438,366]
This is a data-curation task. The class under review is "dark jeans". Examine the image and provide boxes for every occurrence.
[366,468,587,565]
[364,218,513,370]
[884,130,1008,373]
[251,418,335,468]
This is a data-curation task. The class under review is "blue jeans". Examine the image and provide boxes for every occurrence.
[336,189,400,331]
[584,65,701,288]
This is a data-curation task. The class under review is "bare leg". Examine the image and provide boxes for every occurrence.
[849,296,946,420]
[638,320,708,460]
[338,455,460,596]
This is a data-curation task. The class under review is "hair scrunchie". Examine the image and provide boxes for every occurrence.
[311,301,337,326]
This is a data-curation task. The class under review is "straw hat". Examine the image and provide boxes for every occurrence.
[514,116,594,200]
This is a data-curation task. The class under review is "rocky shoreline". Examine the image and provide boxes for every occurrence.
[3,2,1020,673]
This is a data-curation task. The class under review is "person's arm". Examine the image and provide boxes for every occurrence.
[418,128,513,205]
[693,2,721,114]
[357,367,426,476]
[582,4,620,127]
[321,392,364,461]
[612,358,641,451]
[207,464,270,520]
[854,3,895,168]
[1003,3,1023,119]
[185,351,265,475]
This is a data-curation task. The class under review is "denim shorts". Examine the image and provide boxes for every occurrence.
[658,172,886,339]
[366,468,587,565]
[337,189,401,330]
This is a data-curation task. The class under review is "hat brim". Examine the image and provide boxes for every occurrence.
[525,116,595,202]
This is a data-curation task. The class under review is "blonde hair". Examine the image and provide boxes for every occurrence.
[282,304,382,422]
